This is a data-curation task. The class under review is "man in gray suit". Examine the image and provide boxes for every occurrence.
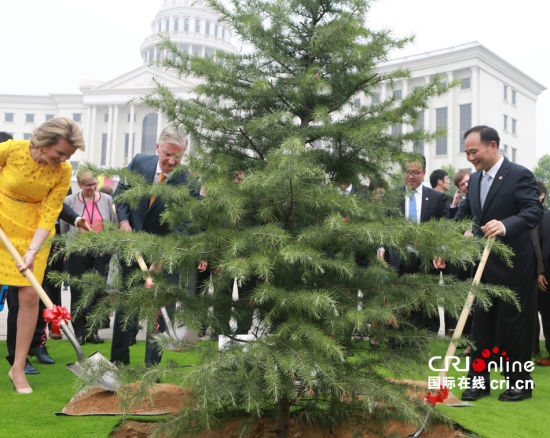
[111,126,199,366]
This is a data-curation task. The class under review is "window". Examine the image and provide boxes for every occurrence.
[461,77,471,89]
[205,21,210,35]
[393,89,402,100]
[435,107,448,155]
[72,113,81,122]
[512,147,517,162]
[165,18,170,32]
[512,118,517,134]
[391,123,402,137]
[141,113,158,154]
[222,27,225,39]
[45,114,54,120]
[512,89,517,105]
[25,113,34,123]
[23,133,32,140]
[413,111,424,155]
[459,103,472,152]
[503,84,508,101]
[184,17,189,31]
[174,17,179,31]
[101,133,108,166]
[195,19,200,33]
[353,97,361,109]
[104,112,109,122]
[371,92,380,104]
[157,20,162,33]
[503,144,509,157]
[215,24,218,37]
[503,114,508,131]
[4,112,13,122]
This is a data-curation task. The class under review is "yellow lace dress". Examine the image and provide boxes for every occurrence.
[0,139,72,286]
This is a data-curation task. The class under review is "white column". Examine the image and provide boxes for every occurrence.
[447,71,455,159]
[106,105,113,167]
[471,66,480,125]
[90,106,97,164]
[424,76,432,171]
[156,111,164,143]
[110,105,119,166]
[128,104,136,161]
[84,105,93,161]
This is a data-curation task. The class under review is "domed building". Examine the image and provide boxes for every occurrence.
[0,2,544,172]
[0,0,236,168]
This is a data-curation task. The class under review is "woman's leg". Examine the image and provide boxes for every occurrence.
[10,286,39,389]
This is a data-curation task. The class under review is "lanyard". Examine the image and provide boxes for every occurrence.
[81,192,101,226]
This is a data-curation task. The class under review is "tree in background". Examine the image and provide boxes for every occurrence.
[534,154,550,187]
[59,0,513,436]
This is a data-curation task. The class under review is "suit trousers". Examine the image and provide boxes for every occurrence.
[468,278,537,384]
[536,288,550,355]
[110,262,175,366]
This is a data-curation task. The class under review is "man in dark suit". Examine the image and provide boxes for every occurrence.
[456,126,542,402]
[532,181,550,365]
[389,155,448,274]
[429,168,453,211]
[111,126,200,366]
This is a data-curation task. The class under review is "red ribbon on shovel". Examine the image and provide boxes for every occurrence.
[43,305,72,336]
[423,385,449,406]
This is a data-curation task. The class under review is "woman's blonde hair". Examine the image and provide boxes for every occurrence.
[30,117,85,151]
[76,168,95,185]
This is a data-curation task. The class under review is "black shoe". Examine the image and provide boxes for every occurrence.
[24,359,39,375]
[461,387,490,401]
[88,333,104,344]
[28,346,55,365]
[76,335,86,345]
[498,387,532,402]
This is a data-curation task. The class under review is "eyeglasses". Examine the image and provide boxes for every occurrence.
[82,182,98,187]
[404,170,423,177]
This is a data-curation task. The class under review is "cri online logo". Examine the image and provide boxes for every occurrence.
[472,346,508,372]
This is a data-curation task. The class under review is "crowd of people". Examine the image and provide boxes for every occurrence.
[0,121,548,404]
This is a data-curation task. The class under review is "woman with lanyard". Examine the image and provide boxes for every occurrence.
[61,169,117,344]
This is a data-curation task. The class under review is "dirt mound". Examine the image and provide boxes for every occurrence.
[63,383,190,416]
[111,417,467,437]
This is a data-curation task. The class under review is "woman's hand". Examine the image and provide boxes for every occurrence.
[17,250,37,272]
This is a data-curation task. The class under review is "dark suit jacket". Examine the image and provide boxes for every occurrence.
[397,185,448,223]
[455,158,543,286]
[388,185,447,271]
[114,153,198,236]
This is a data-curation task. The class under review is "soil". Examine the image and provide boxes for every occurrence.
[62,383,189,415]
[110,417,467,438]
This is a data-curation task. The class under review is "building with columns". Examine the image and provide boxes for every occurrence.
[0,2,545,175]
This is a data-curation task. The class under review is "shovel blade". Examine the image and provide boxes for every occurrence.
[66,351,120,392]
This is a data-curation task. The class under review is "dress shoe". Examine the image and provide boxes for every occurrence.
[461,387,490,401]
[87,333,104,344]
[76,335,86,345]
[24,359,39,375]
[8,368,33,394]
[28,346,55,364]
[498,386,532,402]
[535,358,550,366]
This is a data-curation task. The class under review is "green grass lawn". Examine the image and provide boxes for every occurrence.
[1,338,550,437]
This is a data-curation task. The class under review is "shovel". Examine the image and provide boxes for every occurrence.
[135,253,199,347]
[407,239,492,438]
[0,226,119,392]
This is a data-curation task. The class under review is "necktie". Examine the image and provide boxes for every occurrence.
[408,190,417,223]
[149,172,165,208]
[480,172,492,208]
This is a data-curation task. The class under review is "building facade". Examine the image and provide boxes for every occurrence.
[0,2,545,175]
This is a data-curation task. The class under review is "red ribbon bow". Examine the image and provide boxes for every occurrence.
[43,305,72,336]
[423,386,449,406]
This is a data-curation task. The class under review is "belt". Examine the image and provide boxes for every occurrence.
[0,190,39,204]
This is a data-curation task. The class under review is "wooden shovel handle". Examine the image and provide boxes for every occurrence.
[0,225,54,310]
[439,238,493,378]
[135,252,154,287]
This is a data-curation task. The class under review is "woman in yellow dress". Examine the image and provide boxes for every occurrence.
[0,117,84,394]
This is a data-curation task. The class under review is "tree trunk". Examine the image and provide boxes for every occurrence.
[276,398,291,438]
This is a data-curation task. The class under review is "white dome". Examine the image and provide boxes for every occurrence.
[140,0,236,65]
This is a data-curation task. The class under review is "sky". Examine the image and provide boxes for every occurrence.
[0,0,548,157]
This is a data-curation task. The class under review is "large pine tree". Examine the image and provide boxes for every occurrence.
[59,0,514,436]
